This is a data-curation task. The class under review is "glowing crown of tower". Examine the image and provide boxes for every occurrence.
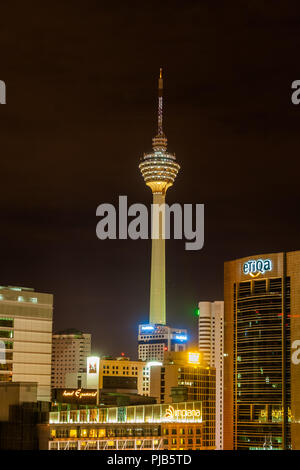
[139,68,180,195]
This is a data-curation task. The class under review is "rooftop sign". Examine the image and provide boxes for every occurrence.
[164,405,202,422]
[62,388,97,399]
[243,259,272,277]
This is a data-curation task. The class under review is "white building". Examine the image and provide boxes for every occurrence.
[0,285,53,401]
[198,301,224,450]
[138,324,187,362]
[51,329,91,389]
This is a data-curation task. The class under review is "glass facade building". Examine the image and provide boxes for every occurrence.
[224,251,300,450]
[149,351,216,449]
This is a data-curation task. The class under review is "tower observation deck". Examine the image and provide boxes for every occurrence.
[139,69,180,325]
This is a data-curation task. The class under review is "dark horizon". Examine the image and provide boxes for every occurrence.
[1,2,300,359]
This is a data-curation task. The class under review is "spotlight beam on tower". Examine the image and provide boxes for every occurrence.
[139,69,180,325]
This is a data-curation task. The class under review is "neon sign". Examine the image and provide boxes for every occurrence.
[62,388,97,399]
[175,335,187,341]
[164,405,202,421]
[141,325,155,331]
[243,259,272,277]
[188,352,200,364]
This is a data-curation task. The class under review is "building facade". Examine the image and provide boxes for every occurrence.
[0,382,49,450]
[0,286,53,401]
[149,351,216,449]
[198,301,224,449]
[49,401,204,450]
[138,324,187,362]
[97,356,145,396]
[51,329,91,389]
[224,251,300,450]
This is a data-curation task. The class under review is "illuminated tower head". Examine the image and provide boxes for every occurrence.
[139,69,180,326]
[139,68,180,195]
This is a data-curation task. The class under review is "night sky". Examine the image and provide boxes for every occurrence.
[1,1,300,358]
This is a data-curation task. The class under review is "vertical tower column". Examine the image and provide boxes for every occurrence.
[150,192,166,325]
[139,69,180,327]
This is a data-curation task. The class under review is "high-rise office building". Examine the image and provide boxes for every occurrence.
[138,324,187,362]
[0,286,53,401]
[51,329,91,389]
[198,301,224,449]
[149,350,216,449]
[138,70,185,361]
[224,251,300,450]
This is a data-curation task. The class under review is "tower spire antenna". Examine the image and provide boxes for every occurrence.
[158,67,163,136]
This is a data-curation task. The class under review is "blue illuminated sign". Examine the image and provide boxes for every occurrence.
[243,259,272,277]
[175,335,187,341]
[141,325,155,331]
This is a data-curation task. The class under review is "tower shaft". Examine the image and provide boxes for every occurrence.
[150,192,166,325]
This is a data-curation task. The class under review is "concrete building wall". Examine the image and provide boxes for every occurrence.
[198,301,224,449]
[99,357,145,395]
[0,286,53,401]
[51,331,91,389]
[0,382,38,421]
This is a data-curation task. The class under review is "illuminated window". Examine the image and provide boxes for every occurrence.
[69,429,77,438]
[89,429,97,438]
[98,429,106,437]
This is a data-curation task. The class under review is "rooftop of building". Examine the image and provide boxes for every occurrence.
[101,355,145,363]
[54,328,90,337]
[0,286,35,292]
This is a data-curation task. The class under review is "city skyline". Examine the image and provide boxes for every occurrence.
[1,3,300,359]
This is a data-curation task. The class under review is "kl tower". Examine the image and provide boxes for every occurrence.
[138,70,186,362]
[139,68,180,325]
